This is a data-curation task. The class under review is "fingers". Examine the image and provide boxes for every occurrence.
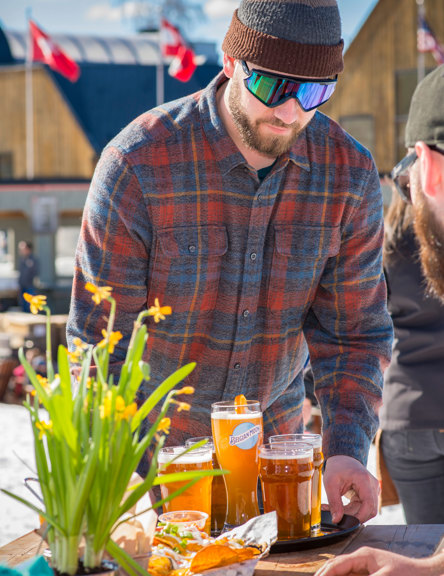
[315,548,375,576]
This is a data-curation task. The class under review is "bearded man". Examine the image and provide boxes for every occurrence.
[316,64,444,576]
[68,0,393,524]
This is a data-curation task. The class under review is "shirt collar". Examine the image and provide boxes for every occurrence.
[199,71,312,176]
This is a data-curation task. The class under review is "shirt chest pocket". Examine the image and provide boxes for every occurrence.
[267,224,341,315]
[149,225,228,315]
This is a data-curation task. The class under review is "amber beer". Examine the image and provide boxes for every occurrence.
[259,443,313,539]
[211,400,263,530]
[270,433,324,532]
[185,437,227,535]
[157,445,213,534]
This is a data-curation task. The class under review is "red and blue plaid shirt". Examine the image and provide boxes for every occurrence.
[68,73,393,472]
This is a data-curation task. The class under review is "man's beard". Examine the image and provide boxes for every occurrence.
[228,75,305,157]
[412,172,444,301]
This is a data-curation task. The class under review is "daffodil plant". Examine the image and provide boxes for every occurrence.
[2,286,224,576]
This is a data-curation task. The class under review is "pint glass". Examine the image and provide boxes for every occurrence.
[185,437,227,535]
[259,443,313,539]
[157,445,213,534]
[269,433,324,532]
[211,400,263,530]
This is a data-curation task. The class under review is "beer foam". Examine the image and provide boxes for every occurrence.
[158,449,212,465]
[211,411,262,420]
[259,450,312,461]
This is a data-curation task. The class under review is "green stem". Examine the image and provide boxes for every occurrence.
[45,307,54,382]
[52,534,79,576]
[101,297,116,380]
[127,311,150,352]
[83,533,104,570]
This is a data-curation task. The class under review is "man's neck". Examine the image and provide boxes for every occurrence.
[216,81,277,171]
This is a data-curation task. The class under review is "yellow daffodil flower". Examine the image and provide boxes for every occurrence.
[36,374,50,390]
[99,391,113,420]
[176,401,191,413]
[176,386,195,395]
[85,282,113,305]
[122,402,137,420]
[97,330,123,354]
[23,293,47,314]
[157,417,171,435]
[147,298,172,323]
[36,420,53,440]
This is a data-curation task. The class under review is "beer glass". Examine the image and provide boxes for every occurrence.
[157,445,213,534]
[185,436,227,535]
[269,433,324,532]
[259,443,314,539]
[211,399,263,530]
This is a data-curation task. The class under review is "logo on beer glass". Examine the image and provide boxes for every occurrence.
[229,423,261,450]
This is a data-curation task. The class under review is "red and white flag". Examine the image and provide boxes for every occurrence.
[161,18,196,82]
[29,20,80,82]
[417,15,444,65]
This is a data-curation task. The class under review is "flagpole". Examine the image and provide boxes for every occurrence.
[25,7,34,180]
[417,0,425,83]
[156,5,164,106]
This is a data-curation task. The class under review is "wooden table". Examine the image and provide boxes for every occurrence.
[1,524,443,574]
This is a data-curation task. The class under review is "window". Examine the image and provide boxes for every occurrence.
[55,226,80,277]
[0,153,13,180]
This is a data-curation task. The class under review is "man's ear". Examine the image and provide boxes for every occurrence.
[223,54,236,78]
[415,141,444,200]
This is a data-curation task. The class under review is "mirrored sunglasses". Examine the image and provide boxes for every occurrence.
[241,60,337,112]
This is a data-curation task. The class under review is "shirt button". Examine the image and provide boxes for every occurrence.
[257,194,262,203]
[250,252,257,261]
[242,309,250,318]
[234,363,241,370]
[188,245,196,253]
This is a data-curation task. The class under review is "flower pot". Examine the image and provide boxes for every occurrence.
[43,549,118,576]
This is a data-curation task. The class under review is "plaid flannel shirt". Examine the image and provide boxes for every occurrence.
[68,73,393,472]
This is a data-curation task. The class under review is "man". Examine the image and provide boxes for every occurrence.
[315,65,444,576]
[67,0,393,524]
[18,240,39,312]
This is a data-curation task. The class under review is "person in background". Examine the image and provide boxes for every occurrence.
[379,189,444,524]
[67,0,393,524]
[315,64,444,576]
[18,241,39,313]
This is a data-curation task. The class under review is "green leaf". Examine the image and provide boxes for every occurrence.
[131,362,196,432]
[1,489,66,535]
[106,539,151,576]
[153,468,228,485]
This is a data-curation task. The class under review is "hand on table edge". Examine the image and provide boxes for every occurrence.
[323,455,379,524]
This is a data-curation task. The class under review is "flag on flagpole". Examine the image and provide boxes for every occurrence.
[161,18,196,82]
[417,15,444,65]
[29,20,80,82]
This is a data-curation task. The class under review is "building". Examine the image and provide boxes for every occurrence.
[323,0,444,175]
[0,26,221,311]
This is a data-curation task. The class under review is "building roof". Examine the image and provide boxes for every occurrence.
[0,26,221,154]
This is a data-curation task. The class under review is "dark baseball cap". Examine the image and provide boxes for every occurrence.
[405,64,444,153]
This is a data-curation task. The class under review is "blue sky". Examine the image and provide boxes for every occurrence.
[0,0,379,52]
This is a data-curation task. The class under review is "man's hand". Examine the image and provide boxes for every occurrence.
[323,455,379,524]
[314,546,444,576]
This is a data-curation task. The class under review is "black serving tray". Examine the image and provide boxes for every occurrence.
[269,510,360,553]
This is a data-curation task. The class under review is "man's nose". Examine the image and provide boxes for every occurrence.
[273,97,305,125]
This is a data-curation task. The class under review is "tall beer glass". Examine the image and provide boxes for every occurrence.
[211,400,263,530]
[269,433,324,532]
[185,437,227,535]
[259,443,313,539]
[157,445,213,534]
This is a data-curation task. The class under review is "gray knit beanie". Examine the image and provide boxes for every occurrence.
[222,0,344,77]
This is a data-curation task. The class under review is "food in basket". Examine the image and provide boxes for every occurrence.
[148,511,277,576]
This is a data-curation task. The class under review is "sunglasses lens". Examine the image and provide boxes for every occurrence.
[244,68,336,110]
[395,174,412,203]
[296,82,336,111]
